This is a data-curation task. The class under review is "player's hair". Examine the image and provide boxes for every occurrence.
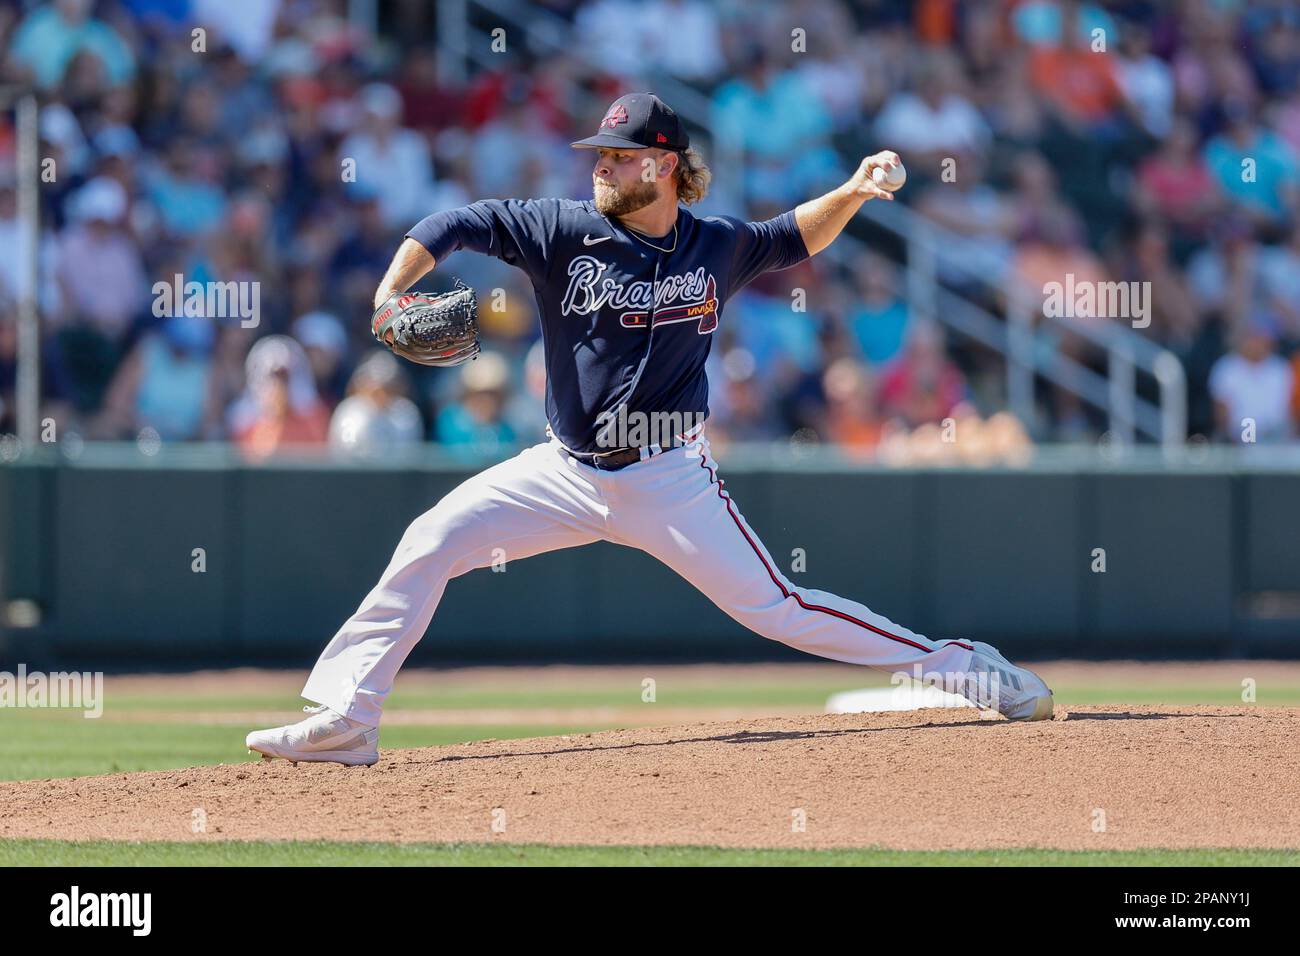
[674,147,711,205]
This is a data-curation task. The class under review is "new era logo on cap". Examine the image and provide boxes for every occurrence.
[572,93,689,152]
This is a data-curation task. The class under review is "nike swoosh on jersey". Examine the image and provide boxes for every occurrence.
[582,235,611,245]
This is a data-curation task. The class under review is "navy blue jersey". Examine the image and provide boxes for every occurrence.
[406,198,808,453]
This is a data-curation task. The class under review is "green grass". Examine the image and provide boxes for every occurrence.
[0,713,602,782]
[1045,683,1300,706]
[1,840,1295,867]
[94,671,1300,713]
[89,680,855,712]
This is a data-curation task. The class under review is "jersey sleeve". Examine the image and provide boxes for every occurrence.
[405,198,559,285]
[727,210,811,291]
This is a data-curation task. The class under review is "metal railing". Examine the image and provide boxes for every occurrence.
[843,199,1187,449]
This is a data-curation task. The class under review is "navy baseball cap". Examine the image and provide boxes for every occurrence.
[571,93,689,151]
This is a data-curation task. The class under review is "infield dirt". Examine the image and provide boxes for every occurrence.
[2,705,1297,850]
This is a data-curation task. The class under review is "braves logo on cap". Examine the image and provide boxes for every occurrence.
[600,104,629,129]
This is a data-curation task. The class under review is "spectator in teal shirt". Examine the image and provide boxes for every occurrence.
[9,0,136,89]
[147,140,228,238]
[435,352,517,453]
[1203,102,1299,230]
[712,48,841,206]
[849,254,912,366]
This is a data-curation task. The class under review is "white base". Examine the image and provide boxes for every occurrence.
[826,683,977,714]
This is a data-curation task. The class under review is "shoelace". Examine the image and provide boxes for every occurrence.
[303,702,377,733]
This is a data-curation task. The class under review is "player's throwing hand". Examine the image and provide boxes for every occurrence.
[852,150,903,200]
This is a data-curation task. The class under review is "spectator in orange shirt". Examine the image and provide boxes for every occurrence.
[1289,350,1300,425]
[821,357,883,456]
[230,336,330,460]
[1028,7,1131,135]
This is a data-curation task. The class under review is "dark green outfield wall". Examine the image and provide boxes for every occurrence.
[1,447,1296,666]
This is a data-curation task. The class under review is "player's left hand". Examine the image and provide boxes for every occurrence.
[852,151,901,201]
[372,280,482,367]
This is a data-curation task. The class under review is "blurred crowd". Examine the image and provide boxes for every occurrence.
[1,0,1299,460]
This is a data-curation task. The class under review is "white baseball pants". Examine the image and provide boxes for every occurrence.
[302,433,979,726]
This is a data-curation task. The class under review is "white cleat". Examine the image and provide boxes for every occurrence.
[245,704,380,766]
[964,642,1054,721]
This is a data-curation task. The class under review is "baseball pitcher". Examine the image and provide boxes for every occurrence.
[247,93,1052,766]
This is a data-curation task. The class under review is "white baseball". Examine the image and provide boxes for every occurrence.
[872,162,906,191]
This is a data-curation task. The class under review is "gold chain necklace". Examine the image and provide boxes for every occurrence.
[623,221,678,254]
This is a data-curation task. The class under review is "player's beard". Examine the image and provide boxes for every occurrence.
[593,178,658,217]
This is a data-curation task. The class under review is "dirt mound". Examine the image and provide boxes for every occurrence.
[3,705,1298,850]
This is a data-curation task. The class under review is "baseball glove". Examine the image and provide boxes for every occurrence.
[371,280,481,367]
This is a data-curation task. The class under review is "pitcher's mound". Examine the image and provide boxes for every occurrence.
[2,705,1297,850]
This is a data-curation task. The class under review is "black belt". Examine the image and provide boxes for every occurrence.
[566,435,690,472]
